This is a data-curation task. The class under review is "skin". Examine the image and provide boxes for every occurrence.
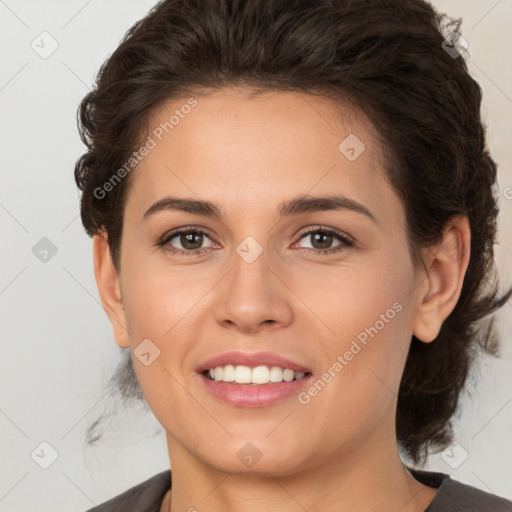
[93,87,470,512]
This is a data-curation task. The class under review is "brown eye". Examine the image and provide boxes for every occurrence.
[309,231,334,250]
[158,228,216,256]
[294,228,354,255]
[176,231,205,250]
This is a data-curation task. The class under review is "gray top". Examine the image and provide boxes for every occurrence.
[85,467,512,511]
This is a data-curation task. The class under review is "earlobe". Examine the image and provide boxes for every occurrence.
[412,215,471,343]
[93,232,130,348]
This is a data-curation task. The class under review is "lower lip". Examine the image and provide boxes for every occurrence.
[198,372,313,408]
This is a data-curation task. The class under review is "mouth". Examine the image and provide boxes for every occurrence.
[200,365,312,385]
[197,364,314,407]
[195,350,314,407]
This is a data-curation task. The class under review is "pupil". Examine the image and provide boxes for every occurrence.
[313,232,332,249]
[182,232,202,250]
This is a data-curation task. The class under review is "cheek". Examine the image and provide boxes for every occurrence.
[315,252,412,338]
[118,251,209,392]
[120,251,204,340]
[120,267,197,429]
[315,250,416,390]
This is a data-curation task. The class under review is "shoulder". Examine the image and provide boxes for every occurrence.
[84,469,172,512]
[408,467,512,512]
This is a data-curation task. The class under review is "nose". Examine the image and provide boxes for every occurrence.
[213,246,293,334]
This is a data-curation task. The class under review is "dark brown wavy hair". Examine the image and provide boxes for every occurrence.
[74,0,512,464]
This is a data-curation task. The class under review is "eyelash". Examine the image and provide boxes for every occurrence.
[157,226,355,257]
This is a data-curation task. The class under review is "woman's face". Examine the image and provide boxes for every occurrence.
[101,87,431,475]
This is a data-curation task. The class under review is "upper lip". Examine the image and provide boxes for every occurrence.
[196,350,312,373]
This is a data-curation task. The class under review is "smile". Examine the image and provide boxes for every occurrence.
[203,364,308,384]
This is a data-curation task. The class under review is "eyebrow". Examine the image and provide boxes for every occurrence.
[142,194,377,224]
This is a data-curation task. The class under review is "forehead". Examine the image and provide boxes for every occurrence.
[125,87,401,225]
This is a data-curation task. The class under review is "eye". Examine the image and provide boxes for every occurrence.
[157,227,217,256]
[293,227,354,255]
[157,225,354,257]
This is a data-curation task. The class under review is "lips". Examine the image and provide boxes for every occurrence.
[199,373,314,407]
[196,350,312,374]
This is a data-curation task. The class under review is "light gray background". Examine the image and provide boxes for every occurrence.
[1,1,511,511]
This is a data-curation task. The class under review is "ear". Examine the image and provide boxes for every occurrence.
[93,231,130,348]
[412,214,471,343]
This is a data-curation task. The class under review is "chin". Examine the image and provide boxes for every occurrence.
[197,442,308,477]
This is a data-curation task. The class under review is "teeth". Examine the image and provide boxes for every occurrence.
[222,364,235,382]
[234,365,252,384]
[283,369,295,382]
[270,366,283,382]
[205,365,307,384]
[251,365,270,384]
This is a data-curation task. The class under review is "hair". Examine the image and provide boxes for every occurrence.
[75,0,512,464]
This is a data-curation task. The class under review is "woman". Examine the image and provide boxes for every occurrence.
[74,0,512,510]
